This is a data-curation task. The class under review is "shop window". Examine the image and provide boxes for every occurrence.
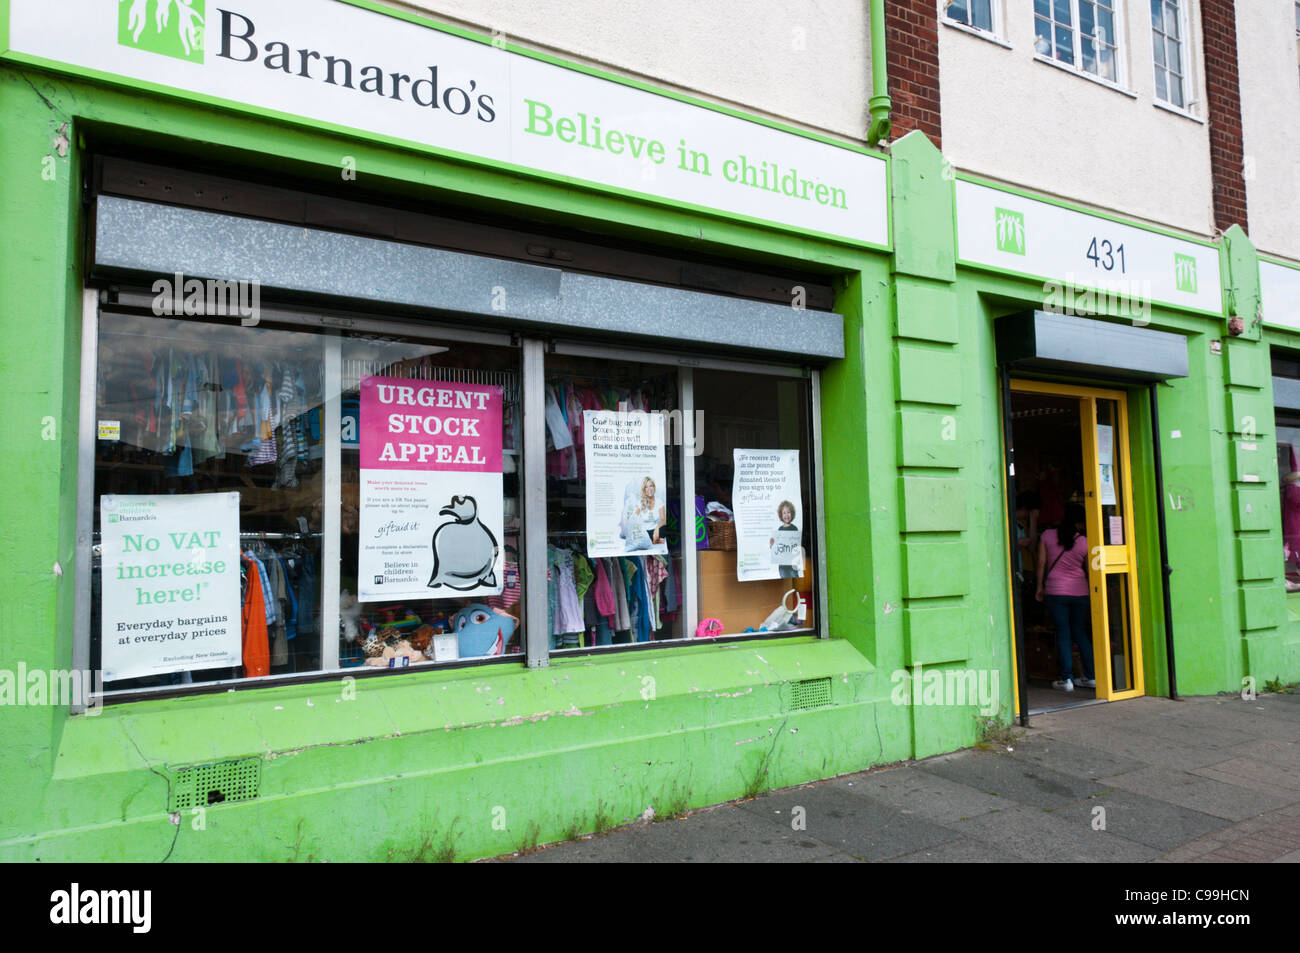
[83,297,823,701]
[1150,0,1187,108]
[946,0,996,34]
[542,353,818,649]
[1034,0,1122,83]
[89,310,524,695]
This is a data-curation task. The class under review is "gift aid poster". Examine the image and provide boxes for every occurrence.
[100,492,242,681]
[358,376,504,602]
[733,449,803,582]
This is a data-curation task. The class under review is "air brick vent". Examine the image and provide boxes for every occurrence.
[168,757,261,811]
[790,677,833,710]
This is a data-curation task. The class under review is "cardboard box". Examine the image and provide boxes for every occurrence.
[698,550,812,634]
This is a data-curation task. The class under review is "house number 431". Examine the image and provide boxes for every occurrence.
[1086,237,1126,273]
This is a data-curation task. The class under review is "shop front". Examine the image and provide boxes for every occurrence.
[5,1,1298,864]
[944,163,1297,720]
[0,0,906,862]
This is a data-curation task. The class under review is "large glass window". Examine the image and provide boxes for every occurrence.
[84,300,824,700]
[90,309,524,694]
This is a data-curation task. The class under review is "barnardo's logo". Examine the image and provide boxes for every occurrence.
[995,207,1026,255]
[118,0,206,64]
[1175,253,1198,294]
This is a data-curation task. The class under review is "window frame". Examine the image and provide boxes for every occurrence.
[943,0,1001,38]
[1149,0,1192,111]
[74,286,831,707]
[1033,0,1128,88]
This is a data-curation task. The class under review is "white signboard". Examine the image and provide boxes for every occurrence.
[99,492,242,681]
[584,410,669,558]
[1262,260,1300,331]
[955,180,1223,314]
[4,0,888,247]
[733,449,804,582]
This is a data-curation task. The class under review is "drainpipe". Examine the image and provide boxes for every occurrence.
[868,0,892,144]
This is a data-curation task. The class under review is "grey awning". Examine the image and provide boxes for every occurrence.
[995,310,1189,381]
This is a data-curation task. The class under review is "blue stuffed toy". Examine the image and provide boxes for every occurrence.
[451,603,517,658]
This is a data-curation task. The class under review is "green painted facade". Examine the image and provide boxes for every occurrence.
[3,36,1300,862]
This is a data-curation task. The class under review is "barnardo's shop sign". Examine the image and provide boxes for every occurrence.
[99,492,242,681]
[955,179,1223,315]
[3,0,888,246]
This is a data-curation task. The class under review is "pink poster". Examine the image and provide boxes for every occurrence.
[358,377,504,602]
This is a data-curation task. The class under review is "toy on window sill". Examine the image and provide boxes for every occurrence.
[363,639,426,667]
[451,603,518,658]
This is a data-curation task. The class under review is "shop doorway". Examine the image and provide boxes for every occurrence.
[1007,380,1145,715]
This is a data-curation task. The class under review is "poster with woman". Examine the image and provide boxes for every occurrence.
[583,410,669,557]
[733,448,803,582]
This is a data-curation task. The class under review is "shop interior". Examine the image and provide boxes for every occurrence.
[1009,390,1100,714]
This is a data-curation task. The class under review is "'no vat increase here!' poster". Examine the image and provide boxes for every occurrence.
[733,449,803,582]
[99,492,242,681]
[359,376,504,602]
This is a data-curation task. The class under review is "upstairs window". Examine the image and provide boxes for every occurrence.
[1035,0,1122,83]
[1151,0,1187,108]
[946,0,996,33]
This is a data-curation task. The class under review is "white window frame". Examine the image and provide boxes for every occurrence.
[1033,0,1128,88]
[1150,0,1192,111]
[942,0,1001,38]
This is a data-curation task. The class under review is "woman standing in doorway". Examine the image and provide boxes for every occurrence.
[1035,502,1097,692]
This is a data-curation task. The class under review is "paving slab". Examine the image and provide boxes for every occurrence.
[1004,735,1149,780]
[736,782,962,861]
[1043,788,1230,851]
[628,804,843,863]
[823,765,1007,823]
[946,804,1159,862]
[1189,757,1300,799]
[917,748,1109,809]
[891,837,1024,863]
[1099,766,1296,821]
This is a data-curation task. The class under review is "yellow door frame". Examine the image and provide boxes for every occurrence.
[1008,379,1146,702]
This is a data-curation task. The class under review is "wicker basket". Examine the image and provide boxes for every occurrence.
[707,519,736,551]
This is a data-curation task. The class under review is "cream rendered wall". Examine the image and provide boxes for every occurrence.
[378,0,871,143]
[940,0,1215,236]
[1236,0,1300,263]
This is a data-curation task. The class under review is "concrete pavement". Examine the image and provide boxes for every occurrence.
[495,691,1300,862]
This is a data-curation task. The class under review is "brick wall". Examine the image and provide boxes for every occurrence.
[886,0,942,148]
[1200,0,1249,233]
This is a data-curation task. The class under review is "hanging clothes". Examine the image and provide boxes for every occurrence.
[548,546,585,637]
[241,556,270,678]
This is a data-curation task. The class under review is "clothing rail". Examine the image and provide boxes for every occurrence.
[240,531,322,540]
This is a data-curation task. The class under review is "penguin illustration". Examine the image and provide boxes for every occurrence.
[428,495,499,590]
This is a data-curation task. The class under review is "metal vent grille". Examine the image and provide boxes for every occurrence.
[790,677,833,710]
[168,758,261,811]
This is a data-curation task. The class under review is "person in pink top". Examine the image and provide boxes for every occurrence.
[1035,502,1096,692]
